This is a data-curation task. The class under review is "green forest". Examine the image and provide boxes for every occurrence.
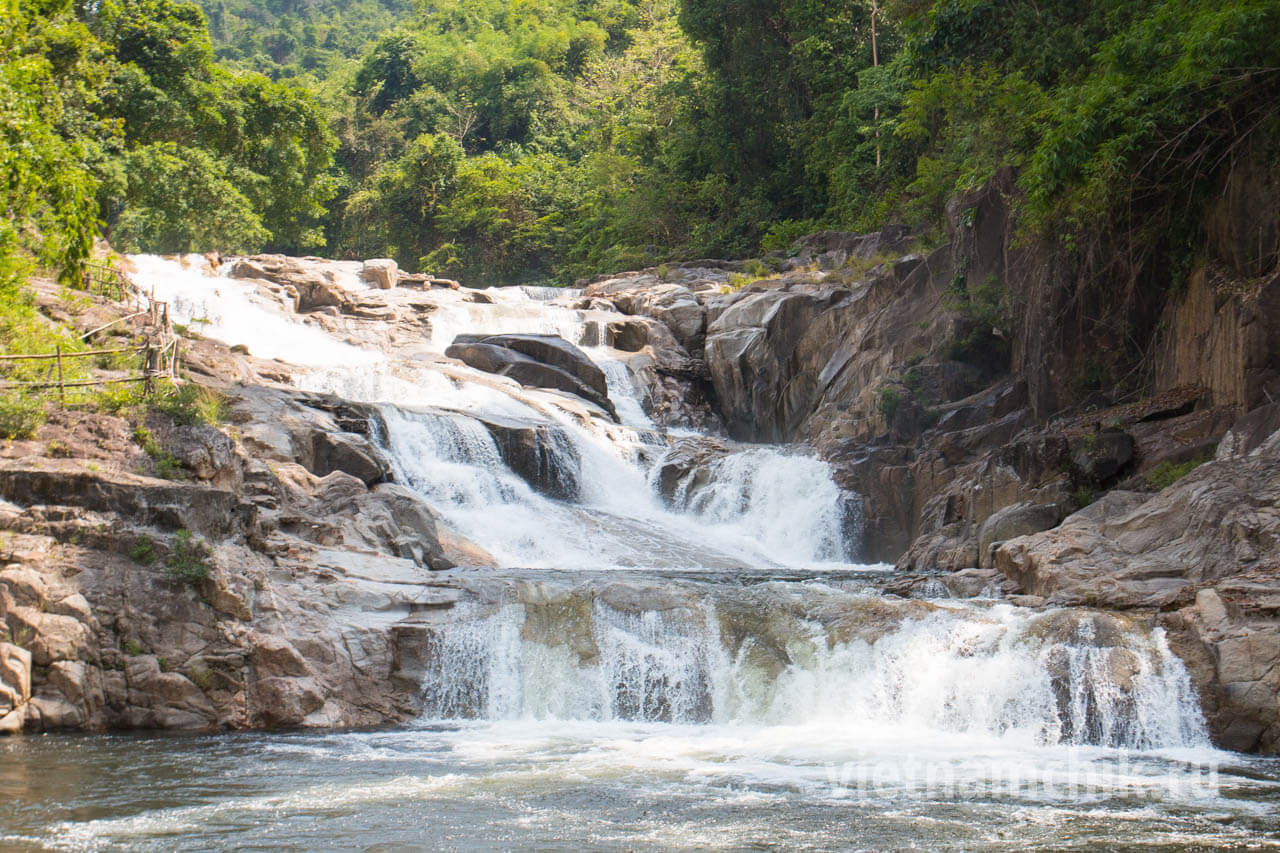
[3,0,1279,289]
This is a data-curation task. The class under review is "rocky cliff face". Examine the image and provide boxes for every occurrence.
[576,163,1280,752]
[3,159,1278,754]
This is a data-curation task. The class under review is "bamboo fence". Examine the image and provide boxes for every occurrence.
[0,263,182,404]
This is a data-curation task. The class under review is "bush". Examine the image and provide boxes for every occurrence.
[165,529,211,583]
[96,383,145,415]
[0,394,45,439]
[1145,458,1205,490]
[129,535,155,564]
[132,424,183,479]
[150,382,226,427]
[877,385,904,420]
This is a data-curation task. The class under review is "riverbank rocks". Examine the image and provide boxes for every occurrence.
[447,333,618,420]
[0,643,31,733]
[361,258,399,290]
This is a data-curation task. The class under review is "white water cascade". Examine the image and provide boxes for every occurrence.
[128,253,864,571]
[415,584,1208,751]
[19,254,1268,852]
[126,254,1212,753]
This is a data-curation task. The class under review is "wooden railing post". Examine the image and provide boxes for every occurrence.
[55,345,65,408]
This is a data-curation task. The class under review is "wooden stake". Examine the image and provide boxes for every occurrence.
[55,345,65,408]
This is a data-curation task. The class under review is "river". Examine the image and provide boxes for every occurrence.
[3,255,1277,850]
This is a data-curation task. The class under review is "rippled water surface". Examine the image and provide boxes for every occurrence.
[3,725,1279,850]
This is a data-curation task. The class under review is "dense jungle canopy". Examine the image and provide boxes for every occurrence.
[3,0,1279,287]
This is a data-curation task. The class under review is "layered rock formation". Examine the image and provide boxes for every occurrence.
[573,164,1280,752]
[3,150,1279,756]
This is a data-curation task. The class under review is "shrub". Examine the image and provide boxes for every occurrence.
[132,425,183,479]
[150,382,226,427]
[1071,484,1098,508]
[877,385,904,420]
[165,529,211,583]
[129,535,155,564]
[0,394,45,439]
[1145,458,1205,490]
[96,383,145,415]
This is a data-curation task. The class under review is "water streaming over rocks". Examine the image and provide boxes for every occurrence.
[9,254,1272,850]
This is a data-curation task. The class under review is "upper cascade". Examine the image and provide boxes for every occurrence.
[124,253,870,572]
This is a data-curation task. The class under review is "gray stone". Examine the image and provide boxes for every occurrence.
[977,502,1066,568]
[308,431,389,486]
[361,258,399,290]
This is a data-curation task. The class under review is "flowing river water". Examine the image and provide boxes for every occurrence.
[3,256,1278,850]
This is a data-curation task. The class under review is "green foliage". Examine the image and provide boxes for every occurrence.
[0,394,45,439]
[876,385,904,420]
[129,534,155,564]
[165,528,210,582]
[1070,484,1098,509]
[1145,457,1206,490]
[0,0,101,290]
[149,381,223,426]
[942,274,1011,371]
[132,423,182,478]
[122,637,143,655]
[6,0,1265,289]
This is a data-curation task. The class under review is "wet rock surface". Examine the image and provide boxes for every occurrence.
[447,333,618,420]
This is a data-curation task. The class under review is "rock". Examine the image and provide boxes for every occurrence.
[1194,588,1230,632]
[4,607,92,666]
[252,676,326,727]
[27,695,85,729]
[151,420,238,484]
[654,437,731,506]
[705,288,845,440]
[308,431,389,486]
[977,501,1066,568]
[995,431,1280,609]
[784,227,912,271]
[361,258,399,290]
[250,634,313,678]
[0,464,245,538]
[606,319,649,352]
[1217,403,1280,461]
[0,642,31,732]
[369,483,454,570]
[47,660,101,710]
[477,415,581,501]
[1070,429,1135,483]
[584,280,708,353]
[454,333,608,398]
[447,334,618,420]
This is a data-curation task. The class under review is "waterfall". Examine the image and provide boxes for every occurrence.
[414,586,1210,750]
[123,253,1215,755]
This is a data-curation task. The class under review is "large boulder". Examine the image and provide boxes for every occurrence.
[307,431,390,487]
[361,258,399,290]
[476,415,582,501]
[705,288,847,441]
[0,642,30,733]
[582,279,709,353]
[447,334,618,420]
[977,501,1067,569]
[995,421,1280,608]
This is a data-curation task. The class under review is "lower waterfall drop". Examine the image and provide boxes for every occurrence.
[414,581,1209,750]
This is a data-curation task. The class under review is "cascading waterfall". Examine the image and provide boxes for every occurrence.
[20,253,1266,852]
[125,253,1213,753]
[416,588,1209,750]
